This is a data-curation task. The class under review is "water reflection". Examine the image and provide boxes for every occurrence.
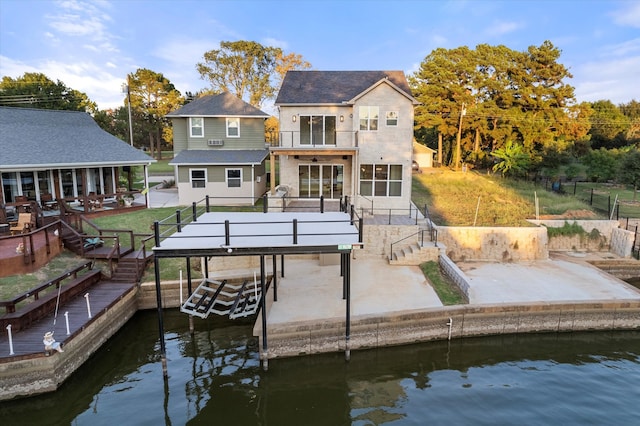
[1,310,638,425]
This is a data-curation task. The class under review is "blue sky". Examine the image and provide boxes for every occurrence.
[1,0,639,112]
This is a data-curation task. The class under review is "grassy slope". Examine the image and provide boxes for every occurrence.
[412,169,600,226]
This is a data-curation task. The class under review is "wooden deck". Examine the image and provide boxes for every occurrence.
[0,280,135,361]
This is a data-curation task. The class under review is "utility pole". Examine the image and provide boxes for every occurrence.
[455,102,466,170]
[121,77,134,147]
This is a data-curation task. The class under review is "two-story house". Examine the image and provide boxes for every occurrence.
[167,92,271,206]
[270,70,419,212]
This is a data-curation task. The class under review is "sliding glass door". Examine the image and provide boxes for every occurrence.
[299,164,343,199]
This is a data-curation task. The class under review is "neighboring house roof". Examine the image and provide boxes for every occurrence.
[275,70,418,105]
[413,141,437,154]
[166,92,270,118]
[169,149,269,166]
[0,106,154,170]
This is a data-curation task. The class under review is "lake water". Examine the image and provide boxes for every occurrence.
[1,309,639,425]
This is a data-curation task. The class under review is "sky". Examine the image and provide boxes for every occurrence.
[1,0,639,113]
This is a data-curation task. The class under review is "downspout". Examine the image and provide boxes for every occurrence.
[251,163,255,202]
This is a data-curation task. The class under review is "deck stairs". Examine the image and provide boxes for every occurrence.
[110,249,153,283]
[180,278,262,320]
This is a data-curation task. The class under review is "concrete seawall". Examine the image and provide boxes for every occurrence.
[259,300,640,358]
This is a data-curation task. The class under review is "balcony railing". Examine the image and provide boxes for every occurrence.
[275,130,359,149]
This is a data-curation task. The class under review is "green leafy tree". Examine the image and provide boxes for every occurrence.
[127,68,183,158]
[589,100,630,149]
[491,141,531,177]
[582,148,622,182]
[0,72,96,112]
[196,40,311,108]
[618,149,640,201]
[411,42,584,169]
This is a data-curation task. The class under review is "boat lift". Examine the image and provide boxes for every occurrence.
[180,277,262,320]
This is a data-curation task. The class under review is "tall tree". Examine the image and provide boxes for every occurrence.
[0,72,96,112]
[127,68,183,158]
[196,40,311,108]
[411,42,583,169]
[588,100,630,149]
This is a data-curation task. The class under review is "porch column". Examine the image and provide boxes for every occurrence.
[269,152,276,195]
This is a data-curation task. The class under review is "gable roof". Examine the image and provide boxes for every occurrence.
[0,107,154,170]
[166,92,270,118]
[275,70,416,105]
[169,149,269,166]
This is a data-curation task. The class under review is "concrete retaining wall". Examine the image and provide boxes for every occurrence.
[258,300,640,359]
[0,287,138,400]
[435,226,548,262]
[529,220,618,252]
[611,228,636,258]
[359,224,420,259]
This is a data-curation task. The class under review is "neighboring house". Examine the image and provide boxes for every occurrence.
[166,92,270,206]
[0,106,154,207]
[271,70,419,212]
[413,141,436,169]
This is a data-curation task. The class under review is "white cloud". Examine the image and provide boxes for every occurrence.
[46,0,118,53]
[485,20,522,37]
[574,55,640,103]
[263,37,288,50]
[602,38,640,57]
[0,55,126,109]
[610,3,640,28]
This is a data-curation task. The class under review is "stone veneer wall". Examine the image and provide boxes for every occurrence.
[610,228,636,258]
[358,224,420,259]
[528,219,621,253]
[435,226,549,262]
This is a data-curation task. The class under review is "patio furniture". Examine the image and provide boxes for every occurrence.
[9,212,33,235]
[40,193,58,210]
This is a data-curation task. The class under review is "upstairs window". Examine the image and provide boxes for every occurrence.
[386,111,398,126]
[227,118,240,137]
[190,117,204,137]
[359,106,379,131]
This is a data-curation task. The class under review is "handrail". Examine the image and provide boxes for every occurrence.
[0,261,93,314]
[389,228,438,261]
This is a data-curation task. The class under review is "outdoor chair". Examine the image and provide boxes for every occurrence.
[9,212,33,235]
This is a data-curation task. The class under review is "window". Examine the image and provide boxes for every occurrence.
[359,106,379,131]
[359,164,402,197]
[299,115,336,145]
[386,111,398,126]
[227,118,240,137]
[190,117,204,137]
[226,168,242,188]
[190,169,206,188]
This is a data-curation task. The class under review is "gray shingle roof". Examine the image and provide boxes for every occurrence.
[0,107,154,169]
[275,70,413,105]
[166,92,270,117]
[169,149,269,165]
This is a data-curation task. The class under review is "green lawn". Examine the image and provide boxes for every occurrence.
[419,261,466,305]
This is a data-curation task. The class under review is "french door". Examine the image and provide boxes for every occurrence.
[299,164,343,199]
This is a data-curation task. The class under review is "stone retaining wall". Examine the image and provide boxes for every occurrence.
[257,300,640,359]
[435,226,548,262]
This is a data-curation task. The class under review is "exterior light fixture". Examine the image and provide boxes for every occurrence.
[292,115,297,122]
[340,115,344,122]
